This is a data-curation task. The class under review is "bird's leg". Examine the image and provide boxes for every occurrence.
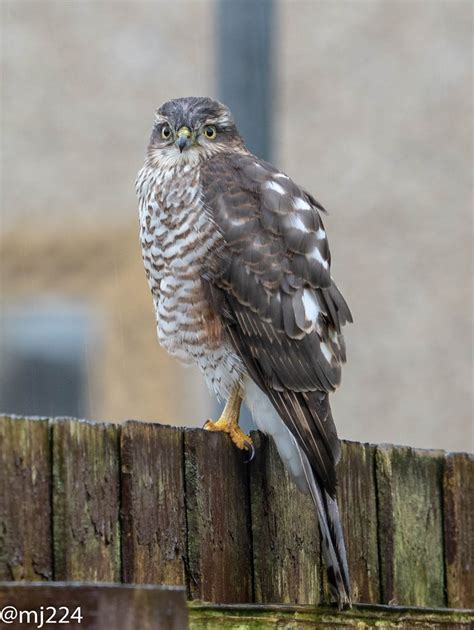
[203,385,253,454]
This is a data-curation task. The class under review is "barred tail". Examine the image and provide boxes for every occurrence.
[299,449,351,608]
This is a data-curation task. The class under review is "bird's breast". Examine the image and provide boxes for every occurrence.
[137,163,222,360]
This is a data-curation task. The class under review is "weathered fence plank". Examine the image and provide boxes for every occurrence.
[184,428,253,603]
[250,433,321,605]
[376,445,445,607]
[120,421,187,586]
[188,602,474,629]
[0,582,188,630]
[52,419,121,581]
[0,416,52,581]
[338,440,380,604]
[443,452,474,609]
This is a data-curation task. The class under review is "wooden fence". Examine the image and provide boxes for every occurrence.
[0,414,472,627]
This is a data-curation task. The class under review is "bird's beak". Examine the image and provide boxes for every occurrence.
[176,127,192,153]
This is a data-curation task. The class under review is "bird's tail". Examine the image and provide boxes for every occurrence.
[299,450,351,608]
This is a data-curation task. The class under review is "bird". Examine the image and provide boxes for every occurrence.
[136,96,353,607]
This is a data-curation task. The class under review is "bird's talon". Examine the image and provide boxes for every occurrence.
[204,415,253,455]
[203,417,228,432]
[243,440,255,463]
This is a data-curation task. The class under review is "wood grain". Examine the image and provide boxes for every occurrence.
[52,418,121,581]
[443,452,474,608]
[250,433,321,605]
[120,421,187,586]
[184,428,253,603]
[0,416,52,581]
[338,440,380,603]
[376,445,445,607]
[0,415,472,614]
[189,602,474,629]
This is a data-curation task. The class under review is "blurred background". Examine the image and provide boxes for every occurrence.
[0,0,471,452]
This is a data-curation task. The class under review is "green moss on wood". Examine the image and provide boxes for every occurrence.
[338,441,380,604]
[249,433,321,606]
[52,418,121,581]
[0,415,472,614]
[376,446,445,607]
[188,602,474,629]
[0,416,52,581]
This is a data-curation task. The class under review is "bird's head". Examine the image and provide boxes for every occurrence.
[146,97,245,167]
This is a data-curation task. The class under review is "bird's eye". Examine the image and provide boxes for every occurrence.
[204,125,217,140]
[161,126,172,140]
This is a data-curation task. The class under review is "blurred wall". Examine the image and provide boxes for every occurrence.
[1,0,217,426]
[1,1,472,451]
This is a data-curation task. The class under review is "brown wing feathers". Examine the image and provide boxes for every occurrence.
[201,151,353,605]
[201,152,352,496]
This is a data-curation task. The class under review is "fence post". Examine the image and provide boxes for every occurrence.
[0,416,52,581]
[120,421,187,587]
[52,419,121,582]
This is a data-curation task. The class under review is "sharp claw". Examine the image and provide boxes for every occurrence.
[243,440,255,463]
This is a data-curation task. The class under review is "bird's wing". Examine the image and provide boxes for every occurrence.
[200,151,352,497]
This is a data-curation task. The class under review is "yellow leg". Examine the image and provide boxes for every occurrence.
[204,386,253,452]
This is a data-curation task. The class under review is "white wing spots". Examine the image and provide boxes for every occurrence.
[308,245,329,269]
[320,342,333,363]
[302,288,320,324]
[230,214,253,227]
[266,181,286,195]
[293,197,311,211]
[316,227,326,240]
[274,172,289,180]
[288,214,309,232]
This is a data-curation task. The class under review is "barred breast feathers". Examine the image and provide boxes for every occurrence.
[136,153,245,401]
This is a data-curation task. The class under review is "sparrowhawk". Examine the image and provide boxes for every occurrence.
[136,96,353,607]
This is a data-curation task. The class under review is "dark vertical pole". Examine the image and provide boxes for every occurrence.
[216,0,275,161]
[215,0,275,428]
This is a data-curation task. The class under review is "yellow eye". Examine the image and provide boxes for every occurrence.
[161,126,172,140]
[204,125,217,140]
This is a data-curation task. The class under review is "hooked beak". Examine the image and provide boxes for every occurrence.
[176,126,192,153]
